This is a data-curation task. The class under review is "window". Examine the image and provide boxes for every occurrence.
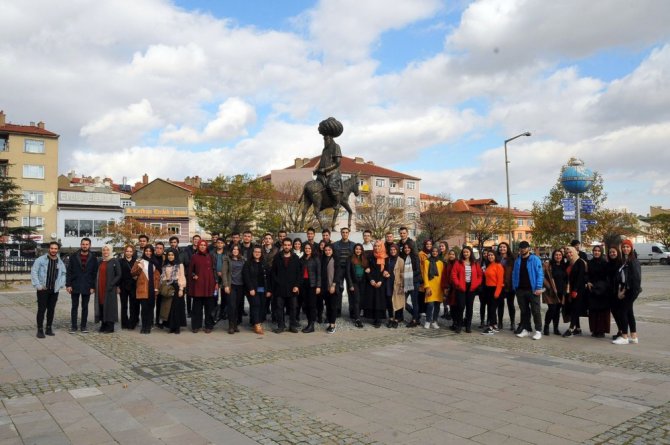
[376,195,385,204]
[375,178,385,187]
[516,232,522,240]
[390,180,398,189]
[23,191,44,205]
[93,220,108,237]
[389,197,403,207]
[22,217,44,227]
[469,233,477,242]
[528,219,534,227]
[355,196,364,204]
[24,139,45,153]
[517,219,523,226]
[79,220,93,236]
[0,138,8,152]
[23,164,44,179]
[150,223,162,230]
[121,200,135,208]
[341,174,351,180]
[407,212,416,220]
[167,223,181,235]
[0,162,7,177]
[406,181,415,190]
[65,220,79,237]
[407,197,416,207]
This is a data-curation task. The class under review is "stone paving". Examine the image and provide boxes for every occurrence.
[0,265,669,444]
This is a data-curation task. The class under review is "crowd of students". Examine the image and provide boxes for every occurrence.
[30,228,642,345]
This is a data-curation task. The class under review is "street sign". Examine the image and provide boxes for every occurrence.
[581,199,593,205]
[581,205,595,214]
[561,198,575,208]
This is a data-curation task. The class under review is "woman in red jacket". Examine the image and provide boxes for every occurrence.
[450,246,483,333]
[188,240,218,333]
[481,250,504,335]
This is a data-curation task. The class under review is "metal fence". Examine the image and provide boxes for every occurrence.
[0,258,35,274]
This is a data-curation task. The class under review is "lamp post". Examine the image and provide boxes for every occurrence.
[27,193,35,240]
[504,132,531,249]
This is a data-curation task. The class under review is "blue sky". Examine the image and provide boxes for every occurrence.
[2,0,669,216]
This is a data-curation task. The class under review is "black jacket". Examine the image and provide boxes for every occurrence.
[66,250,99,293]
[272,252,302,297]
[119,257,137,292]
[243,259,271,294]
[301,255,321,288]
[320,255,342,290]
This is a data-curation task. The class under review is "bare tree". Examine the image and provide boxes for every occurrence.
[420,200,466,242]
[260,181,319,233]
[468,206,515,250]
[356,194,406,239]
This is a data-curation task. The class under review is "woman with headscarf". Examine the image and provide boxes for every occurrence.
[612,239,642,345]
[131,245,160,334]
[562,245,587,338]
[189,240,218,333]
[437,241,451,320]
[95,245,121,333]
[161,248,187,334]
[422,246,444,329]
[586,245,611,338]
[384,244,405,328]
[366,240,388,328]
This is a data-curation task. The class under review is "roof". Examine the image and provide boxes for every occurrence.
[464,198,498,206]
[420,193,448,202]
[0,123,59,138]
[275,156,420,181]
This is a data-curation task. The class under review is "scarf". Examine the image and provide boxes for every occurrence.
[404,257,414,291]
[373,241,387,269]
[141,254,156,294]
[428,256,440,280]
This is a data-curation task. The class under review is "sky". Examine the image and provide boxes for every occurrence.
[1,0,669,215]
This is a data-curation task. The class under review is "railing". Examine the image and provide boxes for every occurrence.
[0,258,35,273]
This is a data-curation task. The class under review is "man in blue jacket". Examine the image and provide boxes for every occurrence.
[512,241,544,340]
[31,242,67,338]
[66,237,98,333]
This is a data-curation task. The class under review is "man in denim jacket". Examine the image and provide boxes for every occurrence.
[30,242,67,338]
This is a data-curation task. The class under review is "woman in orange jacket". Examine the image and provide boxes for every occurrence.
[481,250,504,335]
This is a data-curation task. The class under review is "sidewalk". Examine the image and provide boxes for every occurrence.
[0,265,668,444]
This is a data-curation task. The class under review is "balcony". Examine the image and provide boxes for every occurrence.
[389,187,405,194]
[360,184,370,193]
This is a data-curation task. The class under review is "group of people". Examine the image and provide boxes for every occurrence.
[30,229,642,345]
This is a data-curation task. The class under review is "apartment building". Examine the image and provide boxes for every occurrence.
[0,111,59,245]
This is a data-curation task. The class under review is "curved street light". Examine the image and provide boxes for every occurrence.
[504,132,531,249]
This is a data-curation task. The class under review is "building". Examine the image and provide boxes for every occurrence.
[0,110,59,245]
[442,198,533,249]
[127,175,202,244]
[57,173,124,249]
[268,156,421,234]
[650,206,670,217]
[420,193,450,212]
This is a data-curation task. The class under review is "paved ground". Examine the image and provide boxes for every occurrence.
[0,265,668,444]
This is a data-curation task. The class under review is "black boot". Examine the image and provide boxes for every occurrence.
[45,326,55,336]
[543,325,549,336]
[36,328,45,339]
[302,322,315,333]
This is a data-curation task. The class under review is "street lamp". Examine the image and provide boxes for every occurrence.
[504,132,531,249]
[27,193,35,239]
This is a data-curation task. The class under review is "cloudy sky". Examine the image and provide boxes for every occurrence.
[1,0,669,215]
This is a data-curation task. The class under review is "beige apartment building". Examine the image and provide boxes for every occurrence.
[0,111,59,245]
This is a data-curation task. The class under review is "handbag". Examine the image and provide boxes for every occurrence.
[159,281,175,298]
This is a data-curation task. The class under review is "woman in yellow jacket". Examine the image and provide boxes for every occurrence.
[422,246,444,329]
[482,250,504,335]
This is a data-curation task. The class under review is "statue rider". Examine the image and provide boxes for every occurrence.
[313,117,344,210]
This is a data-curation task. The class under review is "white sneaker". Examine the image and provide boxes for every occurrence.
[628,337,639,344]
[612,337,629,345]
[430,322,439,330]
[532,331,542,340]
[424,322,430,329]
[516,329,529,338]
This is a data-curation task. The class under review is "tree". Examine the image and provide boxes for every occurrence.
[194,174,275,239]
[100,217,170,247]
[356,194,406,239]
[258,181,319,234]
[649,214,670,248]
[0,170,23,241]
[531,157,607,247]
[587,209,639,250]
[419,202,466,242]
[468,206,515,250]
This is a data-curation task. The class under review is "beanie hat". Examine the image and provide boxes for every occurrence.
[621,239,634,250]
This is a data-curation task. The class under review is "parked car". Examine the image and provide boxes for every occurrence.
[634,242,670,265]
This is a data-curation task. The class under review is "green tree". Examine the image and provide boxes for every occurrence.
[1,170,25,286]
[194,174,275,239]
[587,209,639,251]
[649,214,670,248]
[531,157,606,247]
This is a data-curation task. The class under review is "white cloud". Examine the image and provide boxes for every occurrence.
[160,98,256,143]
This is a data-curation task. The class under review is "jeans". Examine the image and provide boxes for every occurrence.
[70,293,90,330]
[247,291,263,325]
[425,301,440,323]
[516,289,542,332]
[405,284,420,322]
[228,285,245,327]
[36,290,58,329]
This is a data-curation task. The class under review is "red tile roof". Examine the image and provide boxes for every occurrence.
[277,156,420,181]
[0,123,59,138]
[420,193,448,202]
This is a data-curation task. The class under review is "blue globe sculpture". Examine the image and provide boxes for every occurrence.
[561,159,593,194]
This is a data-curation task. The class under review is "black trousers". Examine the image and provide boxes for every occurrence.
[301,281,318,324]
[138,297,154,330]
[247,292,263,325]
[545,303,561,329]
[325,290,338,324]
[228,285,245,328]
[119,287,135,328]
[616,297,637,334]
[192,297,215,330]
[496,289,516,328]
[155,294,162,325]
[483,286,498,326]
[274,293,298,329]
[349,282,362,320]
[70,293,90,330]
[36,290,58,329]
[455,283,474,329]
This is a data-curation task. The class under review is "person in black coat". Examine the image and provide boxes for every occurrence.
[346,244,368,329]
[271,238,302,333]
[612,240,642,344]
[65,237,99,333]
[563,246,587,337]
[118,245,137,329]
[586,246,611,337]
[243,246,272,335]
[320,244,342,334]
[300,243,321,333]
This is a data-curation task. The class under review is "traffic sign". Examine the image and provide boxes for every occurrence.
[581,199,593,206]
